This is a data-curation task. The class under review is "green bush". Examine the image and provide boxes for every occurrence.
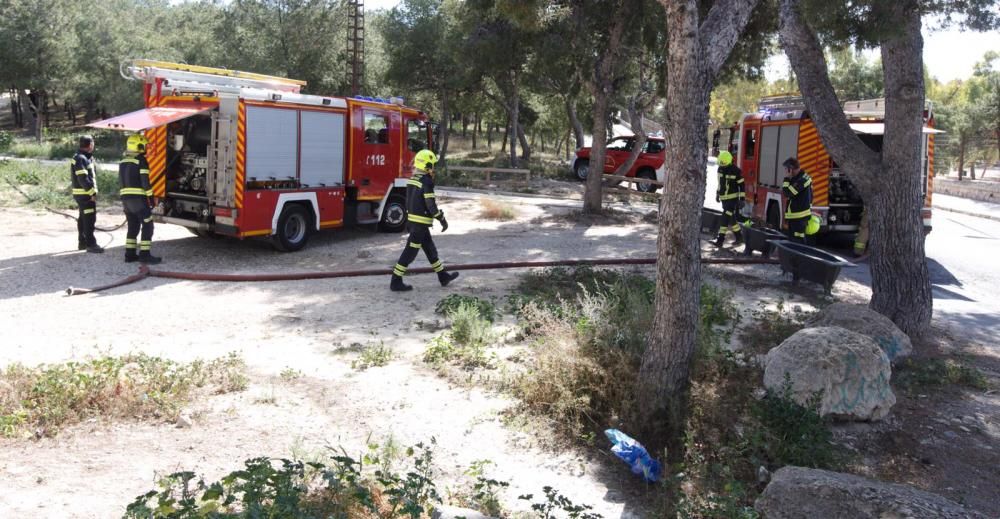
[125,442,441,519]
[352,341,395,370]
[0,130,13,152]
[749,379,836,469]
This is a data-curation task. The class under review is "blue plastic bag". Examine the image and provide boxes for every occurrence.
[604,429,662,483]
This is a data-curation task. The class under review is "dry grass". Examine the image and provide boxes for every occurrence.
[478,199,518,221]
[0,353,247,438]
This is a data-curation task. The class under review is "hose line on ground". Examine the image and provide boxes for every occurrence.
[65,256,779,296]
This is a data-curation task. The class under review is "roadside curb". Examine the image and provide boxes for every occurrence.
[934,205,1000,223]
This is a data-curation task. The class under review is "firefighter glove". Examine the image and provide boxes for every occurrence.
[146,197,154,208]
[438,214,449,232]
[715,193,720,203]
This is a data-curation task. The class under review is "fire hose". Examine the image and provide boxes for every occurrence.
[66,256,779,296]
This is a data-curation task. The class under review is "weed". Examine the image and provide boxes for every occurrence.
[0,159,117,209]
[894,357,989,391]
[449,302,496,349]
[749,379,836,469]
[436,294,497,323]
[423,332,494,369]
[352,340,395,370]
[279,367,303,382]
[0,353,247,438]
[0,130,13,151]
[462,460,509,517]
[479,199,517,220]
[518,486,603,519]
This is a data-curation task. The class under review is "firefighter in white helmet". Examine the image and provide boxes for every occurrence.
[390,149,459,291]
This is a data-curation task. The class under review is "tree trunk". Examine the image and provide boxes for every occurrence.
[472,111,479,149]
[566,97,586,150]
[439,88,451,163]
[638,0,759,461]
[487,122,494,149]
[509,73,520,167]
[958,134,966,180]
[501,116,509,153]
[583,91,610,213]
[970,162,976,180]
[518,123,531,163]
[614,99,649,177]
[780,0,932,335]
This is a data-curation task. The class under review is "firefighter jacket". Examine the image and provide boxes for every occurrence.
[717,163,745,201]
[405,170,442,226]
[118,154,152,199]
[782,169,813,220]
[70,151,98,199]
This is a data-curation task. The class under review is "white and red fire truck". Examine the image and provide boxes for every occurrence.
[714,95,939,233]
[89,59,434,251]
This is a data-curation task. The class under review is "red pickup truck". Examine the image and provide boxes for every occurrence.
[572,135,667,193]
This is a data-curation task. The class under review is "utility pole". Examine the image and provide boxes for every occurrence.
[347,0,366,96]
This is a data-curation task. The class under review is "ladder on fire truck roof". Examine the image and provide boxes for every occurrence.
[757,94,806,112]
[121,59,307,95]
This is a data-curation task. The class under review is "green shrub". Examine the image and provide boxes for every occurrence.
[125,442,441,519]
[749,379,836,469]
[0,130,13,152]
[894,357,989,391]
[435,294,496,323]
[352,341,395,370]
[0,353,247,438]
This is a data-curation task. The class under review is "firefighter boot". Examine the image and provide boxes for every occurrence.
[733,230,744,246]
[138,251,162,265]
[714,234,725,247]
[390,274,412,292]
[438,271,459,287]
[86,244,105,254]
[124,251,139,263]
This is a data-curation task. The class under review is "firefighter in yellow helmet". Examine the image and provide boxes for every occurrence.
[714,150,745,247]
[119,134,161,264]
[390,149,459,291]
[781,157,813,244]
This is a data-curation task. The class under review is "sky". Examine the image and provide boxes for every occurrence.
[365,0,999,83]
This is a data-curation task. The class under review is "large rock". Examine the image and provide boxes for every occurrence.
[764,326,894,421]
[809,303,913,364]
[755,466,986,519]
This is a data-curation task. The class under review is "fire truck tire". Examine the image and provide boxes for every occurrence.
[379,193,407,233]
[272,204,311,252]
[574,160,589,181]
[635,168,657,193]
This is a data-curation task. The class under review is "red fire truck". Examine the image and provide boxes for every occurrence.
[89,59,434,251]
[716,95,938,234]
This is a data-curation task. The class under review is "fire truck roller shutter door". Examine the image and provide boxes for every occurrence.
[245,106,298,184]
[759,126,780,186]
[300,111,345,187]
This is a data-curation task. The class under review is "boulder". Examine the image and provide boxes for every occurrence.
[432,505,496,519]
[764,326,894,421]
[755,466,986,519]
[809,303,913,364]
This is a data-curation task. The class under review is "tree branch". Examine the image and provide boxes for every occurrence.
[700,0,760,81]
[779,0,880,193]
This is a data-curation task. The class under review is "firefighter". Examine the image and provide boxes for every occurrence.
[119,134,162,264]
[714,150,745,247]
[390,149,459,292]
[71,135,103,253]
[781,157,813,243]
[854,208,870,259]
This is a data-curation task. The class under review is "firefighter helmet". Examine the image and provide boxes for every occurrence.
[806,214,821,235]
[718,151,733,166]
[414,149,438,172]
[127,134,148,153]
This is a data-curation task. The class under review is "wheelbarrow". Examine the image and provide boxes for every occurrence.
[700,207,724,234]
[770,241,856,295]
[742,225,788,257]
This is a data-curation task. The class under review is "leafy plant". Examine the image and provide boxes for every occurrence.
[435,294,496,323]
[352,341,395,371]
[749,378,836,469]
[518,486,603,519]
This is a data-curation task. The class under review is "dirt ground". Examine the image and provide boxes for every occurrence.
[0,186,997,518]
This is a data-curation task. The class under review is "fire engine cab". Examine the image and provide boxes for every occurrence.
[88,59,434,251]
[715,95,938,234]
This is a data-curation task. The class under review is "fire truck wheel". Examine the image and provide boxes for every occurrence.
[379,194,407,233]
[635,169,657,193]
[273,204,311,252]
[574,160,589,181]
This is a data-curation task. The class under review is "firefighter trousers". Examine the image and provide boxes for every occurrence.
[787,216,808,244]
[393,224,445,277]
[75,197,97,247]
[123,198,155,256]
[719,199,743,237]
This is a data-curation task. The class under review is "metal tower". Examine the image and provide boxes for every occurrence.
[347,0,365,96]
